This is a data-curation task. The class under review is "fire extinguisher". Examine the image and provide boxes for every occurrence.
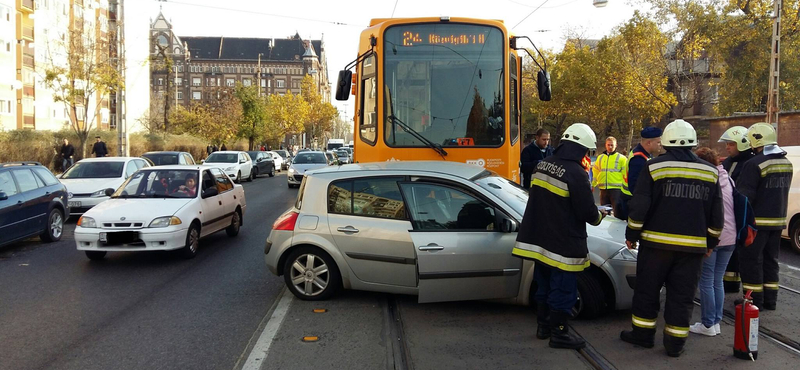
[734,290,759,361]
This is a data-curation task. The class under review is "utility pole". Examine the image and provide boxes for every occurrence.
[766,0,782,131]
[257,53,263,96]
[112,0,128,156]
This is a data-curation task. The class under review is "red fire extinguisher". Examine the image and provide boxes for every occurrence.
[734,290,759,361]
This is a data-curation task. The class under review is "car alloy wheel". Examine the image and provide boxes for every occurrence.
[289,253,330,297]
[42,208,64,242]
[236,171,242,183]
[180,225,200,259]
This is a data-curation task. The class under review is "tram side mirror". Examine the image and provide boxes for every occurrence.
[537,70,552,101]
[335,70,353,101]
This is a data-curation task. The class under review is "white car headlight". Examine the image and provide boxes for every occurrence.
[288,167,295,174]
[91,189,108,197]
[610,246,638,261]
[225,166,235,171]
[78,216,97,228]
[149,216,182,228]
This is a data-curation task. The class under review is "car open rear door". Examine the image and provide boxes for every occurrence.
[399,182,521,303]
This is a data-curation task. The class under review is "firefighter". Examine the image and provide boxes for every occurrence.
[616,127,662,220]
[592,136,627,215]
[513,123,607,350]
[717,126,755,293]
[736,123,792,310]
[620,119,724,357]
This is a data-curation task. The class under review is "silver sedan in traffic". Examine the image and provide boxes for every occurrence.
[265,161,637,318]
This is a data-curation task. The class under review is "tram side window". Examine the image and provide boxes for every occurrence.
[510,55,519,145]
[360,55,377,145]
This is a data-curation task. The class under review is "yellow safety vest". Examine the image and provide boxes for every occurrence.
[591,152,627,190]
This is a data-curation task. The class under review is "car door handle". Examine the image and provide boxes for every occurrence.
[336,226,359,233]
[418,243,444,251]
[218,201,222,205]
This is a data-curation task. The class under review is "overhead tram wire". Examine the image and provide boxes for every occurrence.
[512,0,551,30]
[160,0,365,27]
[391,0,400,17]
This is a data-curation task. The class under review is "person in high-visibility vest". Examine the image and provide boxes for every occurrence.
[592,137,627,214]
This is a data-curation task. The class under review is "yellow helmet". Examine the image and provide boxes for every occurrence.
[718,126,750,152]
[746,123,777,149]
[561,123,597,150]
[662,119,697,147]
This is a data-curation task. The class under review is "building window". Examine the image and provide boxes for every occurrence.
[0,100,10,114]
[206,78,216,86]
[76,106,85,120]
[157,78,163,86]
[710,85,719,103]
[261,79,266,87]
[101,108,109,124]
[175,77,182,86]
[268,80,272,88]
[177,91,183,100]
[177,65,184,72]
[192,77,201,86]
[192,91,201,100]
[226,78,235,87]
[277,80,285,88]
[242,79,251,87]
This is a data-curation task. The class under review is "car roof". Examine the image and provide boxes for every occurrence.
[76,157,136,162]
[309,161,486,180]
[143,151,186,155]
[144,165,217,170]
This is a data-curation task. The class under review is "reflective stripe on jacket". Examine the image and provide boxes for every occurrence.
[592,152,627,190]
[736,149,793,231]
[621,149,651,196]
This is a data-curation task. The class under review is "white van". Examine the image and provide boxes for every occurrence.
[781,146,800,253]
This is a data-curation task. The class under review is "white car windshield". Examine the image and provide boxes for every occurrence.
[62,161,124,179]
[206,153,238,163]
[293,153,327,164]
[473,173,528,217]
[112,169,199,198]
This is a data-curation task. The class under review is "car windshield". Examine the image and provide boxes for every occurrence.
[61,161,124,179]
[112,169,199,198]
[275,150,288,158]
[205,153,237,163]
[143,153,179,165]
[246,152,260,160]
[474,174,528,217]
[335,150,349,158]
[292,153,327,164]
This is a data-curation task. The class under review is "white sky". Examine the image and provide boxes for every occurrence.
[124,0,642,129]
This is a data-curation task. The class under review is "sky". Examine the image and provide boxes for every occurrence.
[124,0,643,130]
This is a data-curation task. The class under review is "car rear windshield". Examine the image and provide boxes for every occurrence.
[275,150,288,158]
[205,153,237,163]
[113,169,199,198]
[335,150,349,157]
[143,153,179,165]
[62,161,124,179]
[293,153,327,164]
[246,151,260,160]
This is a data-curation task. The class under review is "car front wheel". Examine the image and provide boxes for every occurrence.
[41,208,64,242]
[283,247,341,300]
[790,219,800,254]
[85,251,107,261]
[268,166,274,177]
[573,272,607,319]
[179,224,200,259]
[226,210,241,237]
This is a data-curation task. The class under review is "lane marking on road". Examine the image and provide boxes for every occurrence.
[242,288,294,370]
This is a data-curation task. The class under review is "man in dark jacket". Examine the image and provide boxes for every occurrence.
[520,128,554,189]
[60,138,75,171]
[621,120,724,357]
[616,127,662,220]
[736,123,793,310]
[513,123,606,350]
[717,126,755,293]
[91,136,108,157]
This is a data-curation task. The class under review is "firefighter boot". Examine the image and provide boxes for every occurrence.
[536,303,551,340]
[663,333,687,357]
[764,287,778,310]
[548,311,585,349]
[620,327,655,348]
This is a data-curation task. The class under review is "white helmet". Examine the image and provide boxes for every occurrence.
[718,126,749,152]
[662,119,697,148]
[746,122,777,148]
[561,123,597,150]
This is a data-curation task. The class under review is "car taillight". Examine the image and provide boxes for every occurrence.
[273,211,299,231]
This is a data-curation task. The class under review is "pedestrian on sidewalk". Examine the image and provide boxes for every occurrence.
[512,123,606,350]
[91,136,108,157]
[60,138,75,171]
[620,120,724,357]
[690,147,735,337]
[736,123,793,310]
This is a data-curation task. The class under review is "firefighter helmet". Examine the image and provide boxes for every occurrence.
[746,123,777,149]
[662,119,697,148]
[718,126,750,152]
[561,123,597,150]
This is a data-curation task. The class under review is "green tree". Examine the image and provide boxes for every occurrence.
[234,84,269,150]
[300,75,338,141]
[265,92,310,147]
[171,86,241,145]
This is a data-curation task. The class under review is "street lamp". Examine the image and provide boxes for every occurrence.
[593,0,608,7]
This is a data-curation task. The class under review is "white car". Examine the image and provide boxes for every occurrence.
[287,151,330,188]
[75,165,246,260]
[780,146,800,253]
[268,151,284,172]
[204,151,254,183]
[60,157,150,215]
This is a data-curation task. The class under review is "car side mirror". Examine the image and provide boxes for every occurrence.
[240,159,246,164]
[501,218,517,233]
[0,192,7,201]
[200,159,205,164]
[335,70,352,101]
[104,188,115,197]
[202,187,219,198]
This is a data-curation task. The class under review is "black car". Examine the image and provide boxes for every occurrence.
[0,162,69,247]
[246,151,275,178]
[142,151,196,166]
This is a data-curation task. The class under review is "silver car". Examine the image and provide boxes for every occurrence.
[265,161,637,318]
[287,151,329,188]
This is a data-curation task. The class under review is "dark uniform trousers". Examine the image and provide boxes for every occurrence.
[630,247,703,347]
[599,189,622,216]
[723,248,741,292]
[533,261,578,313]
[522,172,532,190]
[739,230,781,307]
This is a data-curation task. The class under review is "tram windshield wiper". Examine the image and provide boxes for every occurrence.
[387,115,448,158]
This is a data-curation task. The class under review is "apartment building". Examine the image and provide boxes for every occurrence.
[149,11,330,119]
[0,1,16,131]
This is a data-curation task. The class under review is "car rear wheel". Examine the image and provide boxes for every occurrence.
[85,251,107,261]
[235,171,241,183]
[40,208,64,242]
[252,167,259,179]
[284,247,341,300]
[226,210,241,237]
[268,166,274,177]
[247,168,255,182]
[790,219,800,254]
[179,224,200,259]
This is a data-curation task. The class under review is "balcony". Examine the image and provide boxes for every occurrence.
[23,52,34,68]
[23,115,35,128]
[22,26,34,41]
[23,86,34,97]
[21,0,34,12]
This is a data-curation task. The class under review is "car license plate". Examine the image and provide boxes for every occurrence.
[102,231,139,246]
[68,201,81,208]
